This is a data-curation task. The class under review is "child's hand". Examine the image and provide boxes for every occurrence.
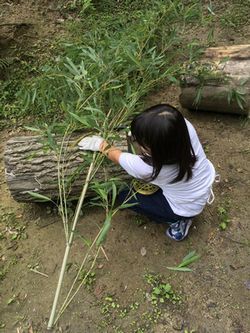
[78,135,104,151]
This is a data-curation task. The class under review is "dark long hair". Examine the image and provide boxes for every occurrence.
[131,104,197,183]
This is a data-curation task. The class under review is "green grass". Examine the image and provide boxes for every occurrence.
[0,206,27,282]
[218,203,230,230]
[96,271,182,332]
[0,0,208,128]
[220,0,250,30]
[144,273,181,305]
[1,0,248,129]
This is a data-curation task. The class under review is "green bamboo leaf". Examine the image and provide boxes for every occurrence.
[96,215,112,247]
[24,126,42,132]
[126,50,141,68]
[23,91,30,110]
[240,78,249,86]
[81,47,99,63]
[166,250,200,272]
[69,112,91,127]
[194,86,203,106]
[169,76,179,84]
[92,187,107,202]
[26,191,52,202]
[227,90,232,105]
[178,255,200,268]
[182,250,197,262]
[64,57,80,76]
[166,266,193,272]
[235,94,244,110]
[111,182,117,208]
[46,128,58,151]
[84,106,103,113]
[109,84,124,90]
[31,88,37,104]
[119,203,138,209]
[81,237,92,247]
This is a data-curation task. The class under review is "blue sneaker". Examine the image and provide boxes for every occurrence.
[166,219,192,241]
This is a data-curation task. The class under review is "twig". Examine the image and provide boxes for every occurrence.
[101,246,109,261]
[39,221,57,229]
[221,235,249,246]
[30,268,49,278]
[0,23,33,27]
[28,324,34,333]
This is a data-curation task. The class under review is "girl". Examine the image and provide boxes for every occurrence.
[78,104,216,241]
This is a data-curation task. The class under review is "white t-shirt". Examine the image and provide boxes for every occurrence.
[119,119,216,217]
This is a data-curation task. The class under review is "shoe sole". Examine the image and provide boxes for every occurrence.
[166,219,193,241]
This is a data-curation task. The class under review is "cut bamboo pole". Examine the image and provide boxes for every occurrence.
[47,153,96,330]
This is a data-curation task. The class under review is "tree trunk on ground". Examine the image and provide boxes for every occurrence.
[4,135,130,202]
[179,44,250,115]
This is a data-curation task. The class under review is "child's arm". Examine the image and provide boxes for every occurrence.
[100,140,122,164]
[78,135,153,179]
[78,136,122,164]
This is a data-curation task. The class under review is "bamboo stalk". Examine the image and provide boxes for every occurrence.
[54,228,103,322]
[47,153,97,330]
[57,128,71,242]
[54,246,101,324]
[46,84,151,329]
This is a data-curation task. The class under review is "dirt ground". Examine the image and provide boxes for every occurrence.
[0,1,250,333]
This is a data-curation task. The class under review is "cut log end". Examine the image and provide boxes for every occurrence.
[180,45,250,116]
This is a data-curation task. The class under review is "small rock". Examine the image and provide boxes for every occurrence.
[46,206,52,214]
[244,280,250,290]
[154,324,170,333]
[171,315,184,331]
[207,301,217,308]
[145,292,151,302]
[140,247,147,256]
[120,282,128,292]
[56,18,65,24]
[94,284,105,298]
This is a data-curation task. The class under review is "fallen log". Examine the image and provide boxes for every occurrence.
[4,134,130,202]
[179,44,250,115]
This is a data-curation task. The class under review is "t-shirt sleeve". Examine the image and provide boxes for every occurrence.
[119,152,153,179]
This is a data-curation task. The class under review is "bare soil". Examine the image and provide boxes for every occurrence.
[0,1,250,333]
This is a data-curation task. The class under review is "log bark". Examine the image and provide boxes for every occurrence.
[179,44,250,115]
[4,134,130,202]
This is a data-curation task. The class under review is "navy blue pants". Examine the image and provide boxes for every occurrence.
[118,188,186,224]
